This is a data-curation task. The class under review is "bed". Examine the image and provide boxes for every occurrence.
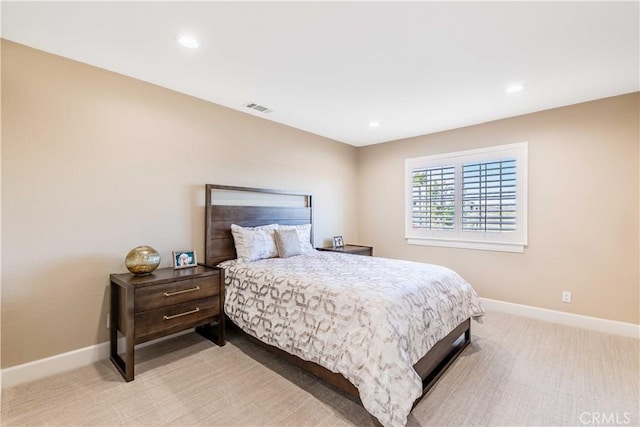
[204,184,484,427]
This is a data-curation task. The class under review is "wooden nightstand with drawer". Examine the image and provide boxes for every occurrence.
[110,265,224,381]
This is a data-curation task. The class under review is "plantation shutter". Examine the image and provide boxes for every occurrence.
[411,165,455,230]
[461,159,517,232]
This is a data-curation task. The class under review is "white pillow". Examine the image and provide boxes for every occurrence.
[277,224,314,253]
[230,224,279,262]
[274,229,303,258]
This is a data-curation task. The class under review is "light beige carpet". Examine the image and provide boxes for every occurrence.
[1,311,638,426]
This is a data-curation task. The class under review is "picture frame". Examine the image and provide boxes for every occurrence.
[333,236,344,248]
[172,250,197,269]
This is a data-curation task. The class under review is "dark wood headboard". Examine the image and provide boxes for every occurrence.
[204,184,313,266]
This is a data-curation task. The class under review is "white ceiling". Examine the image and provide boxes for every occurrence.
[2,1,638,146]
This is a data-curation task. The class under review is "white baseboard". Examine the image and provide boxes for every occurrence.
[480,297,640,339]
[3,301,638,389]
[1,329,192,389]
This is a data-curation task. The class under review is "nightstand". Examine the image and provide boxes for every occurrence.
[110,265,224,381]
[317,244,373,256]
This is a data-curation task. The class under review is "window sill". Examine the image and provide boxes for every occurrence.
[406,237,525,253]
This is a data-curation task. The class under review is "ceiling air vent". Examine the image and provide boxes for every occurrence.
[244,102,273,114]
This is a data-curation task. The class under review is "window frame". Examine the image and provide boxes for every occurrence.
[405,142,528,253]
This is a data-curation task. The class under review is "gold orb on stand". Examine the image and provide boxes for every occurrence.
[125,245,161,275]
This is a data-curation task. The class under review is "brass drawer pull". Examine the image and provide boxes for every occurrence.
[163,286,200,297]
[163,307,200,320]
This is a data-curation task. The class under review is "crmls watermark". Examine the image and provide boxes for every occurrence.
[579,412,632,425]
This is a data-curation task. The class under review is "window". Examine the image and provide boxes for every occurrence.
[405,142,527,252]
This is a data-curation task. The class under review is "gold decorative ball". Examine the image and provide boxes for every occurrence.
[125,246,161,275]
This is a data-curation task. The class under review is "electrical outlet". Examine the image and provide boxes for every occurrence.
[562,291,572,303]
[107,313,110,329]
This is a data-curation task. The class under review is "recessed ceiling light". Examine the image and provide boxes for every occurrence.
[369,121,380,128]
[505,83,525,93]
[177,35,199,49]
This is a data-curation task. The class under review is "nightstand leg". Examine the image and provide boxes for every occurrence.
[195,318,226,346]
[110,282,136,381]
[109,282,121,373]
[123,286,135,381]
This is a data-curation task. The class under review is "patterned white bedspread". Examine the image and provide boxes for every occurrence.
[219,251,484,427]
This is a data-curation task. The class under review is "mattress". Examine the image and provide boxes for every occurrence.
[219,251,484,427]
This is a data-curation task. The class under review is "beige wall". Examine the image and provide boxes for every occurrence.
[358,93,639,324]
[0,41,358,367]
[2,39,639,369]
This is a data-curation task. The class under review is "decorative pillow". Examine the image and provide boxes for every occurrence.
[277,223,314,253]
[230,224,279,262]
[274,229,302,258]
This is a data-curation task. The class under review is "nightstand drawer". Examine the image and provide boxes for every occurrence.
[348,247,372,256]
[317,244,373,256]
[134,296,220,344]
[134,276,220,312]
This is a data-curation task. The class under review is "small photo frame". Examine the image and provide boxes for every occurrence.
[333,236,344,248]
[173,250,197,269]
